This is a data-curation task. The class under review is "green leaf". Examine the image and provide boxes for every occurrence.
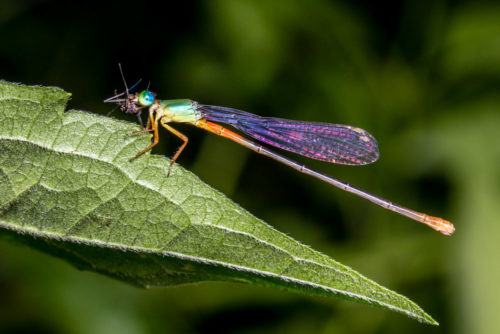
[0,80,437,325]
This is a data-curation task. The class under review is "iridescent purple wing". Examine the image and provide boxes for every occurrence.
[198,104,379,165]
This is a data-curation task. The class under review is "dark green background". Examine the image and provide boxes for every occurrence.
[1,0,499,333]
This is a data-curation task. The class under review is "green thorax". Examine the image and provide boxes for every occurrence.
[157,99,200,124]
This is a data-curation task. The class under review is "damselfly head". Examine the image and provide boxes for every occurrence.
[137,90,155,107]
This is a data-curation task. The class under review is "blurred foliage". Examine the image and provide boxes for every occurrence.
[0,0,499,333]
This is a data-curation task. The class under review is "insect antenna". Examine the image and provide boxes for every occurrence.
[118,63,129,94]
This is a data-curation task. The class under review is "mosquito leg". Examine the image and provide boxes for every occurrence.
[137,113,144,127]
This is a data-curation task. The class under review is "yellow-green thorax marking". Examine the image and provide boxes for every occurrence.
[153,99,200,124]
[129,91,203,174]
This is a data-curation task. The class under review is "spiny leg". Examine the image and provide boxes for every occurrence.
[128,128,154,135]
[160,119,189,176]
[130,116,160,161]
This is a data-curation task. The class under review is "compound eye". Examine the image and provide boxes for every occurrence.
[138,90,155,107]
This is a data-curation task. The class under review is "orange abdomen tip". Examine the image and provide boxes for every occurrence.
[423,215,455,236]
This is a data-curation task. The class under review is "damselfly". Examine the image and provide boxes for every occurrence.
[105,66,454,236]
